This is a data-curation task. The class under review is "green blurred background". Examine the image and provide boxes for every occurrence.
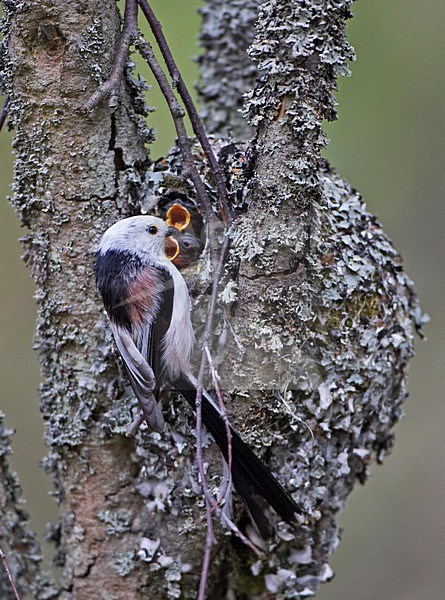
[1,1,444,598]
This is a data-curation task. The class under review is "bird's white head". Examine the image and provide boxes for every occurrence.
[98,215,174,261]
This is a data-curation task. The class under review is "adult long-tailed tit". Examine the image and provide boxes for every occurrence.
[95,215,300,537]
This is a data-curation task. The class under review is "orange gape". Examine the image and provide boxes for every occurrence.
[165,236,180,261]
[165,203,191,230]
[164,203,191,262]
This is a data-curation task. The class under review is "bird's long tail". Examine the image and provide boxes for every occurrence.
[173,375,301,538]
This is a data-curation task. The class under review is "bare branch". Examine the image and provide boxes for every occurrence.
[137,37,217,229]
[194,235,230,598]
[137,38,231,596]
[138,0,233,224]
[217,512,263,558]
[84,0,138,111]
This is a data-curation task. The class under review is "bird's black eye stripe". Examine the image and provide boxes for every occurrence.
[148,225,158,235]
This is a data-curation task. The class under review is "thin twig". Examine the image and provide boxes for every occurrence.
[137,38,217,230]
[195,403,216,600]
[194,234,230,600]
[138,27,257,593]
[125,410,145,436]
[206,493,263,558]
[84,0,138,111]
[137,38,225,597]
[218,511,263,557]
[204,345,232,478]
[138,0,233,224]
[204,344,233,531]
[0,547,21,600]
[0,97,9,132]
[137,13,237,594]
[195,236,230,396]
[179,496,263,558]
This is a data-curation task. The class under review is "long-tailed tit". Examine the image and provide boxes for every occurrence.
[95,215,300,537]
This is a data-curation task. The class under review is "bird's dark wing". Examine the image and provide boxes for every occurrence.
[121,265,174,430]
[128,266,175,393]
[96,253,175,431]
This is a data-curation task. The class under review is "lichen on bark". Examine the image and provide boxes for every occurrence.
[0,413,56,599]
[193,0,424,597]
[0,1,158,597]
[198,0,261,138]
[0,1,241,597]
[0,0,424,598]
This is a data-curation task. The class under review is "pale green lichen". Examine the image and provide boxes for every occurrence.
[113,551,137,577]
[97,509,132,536]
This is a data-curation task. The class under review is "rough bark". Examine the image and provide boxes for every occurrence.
[0,1,155,597]
[0,2,238,598]
[0,413,56,599]
[198,0,423,597]
[0,1,423,599]
[198,0,261,138]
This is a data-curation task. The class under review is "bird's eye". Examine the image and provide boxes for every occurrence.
[148,225,158,235]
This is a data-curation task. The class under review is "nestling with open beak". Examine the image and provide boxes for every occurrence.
[94,215,301,538]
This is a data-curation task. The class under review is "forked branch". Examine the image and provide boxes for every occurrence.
[137,38,217,229]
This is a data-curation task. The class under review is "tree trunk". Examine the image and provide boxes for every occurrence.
[198,0,260,138]
[196,4,422,598]
[1,1,155,597]
[0,1,423,599]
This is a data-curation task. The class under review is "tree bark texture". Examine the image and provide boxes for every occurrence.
[1,1,157,597]
[199,1,422,596]
[0,1,423,599]
[198,0,260,139]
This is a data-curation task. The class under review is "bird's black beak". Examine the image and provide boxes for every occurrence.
[166,226,178,237]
